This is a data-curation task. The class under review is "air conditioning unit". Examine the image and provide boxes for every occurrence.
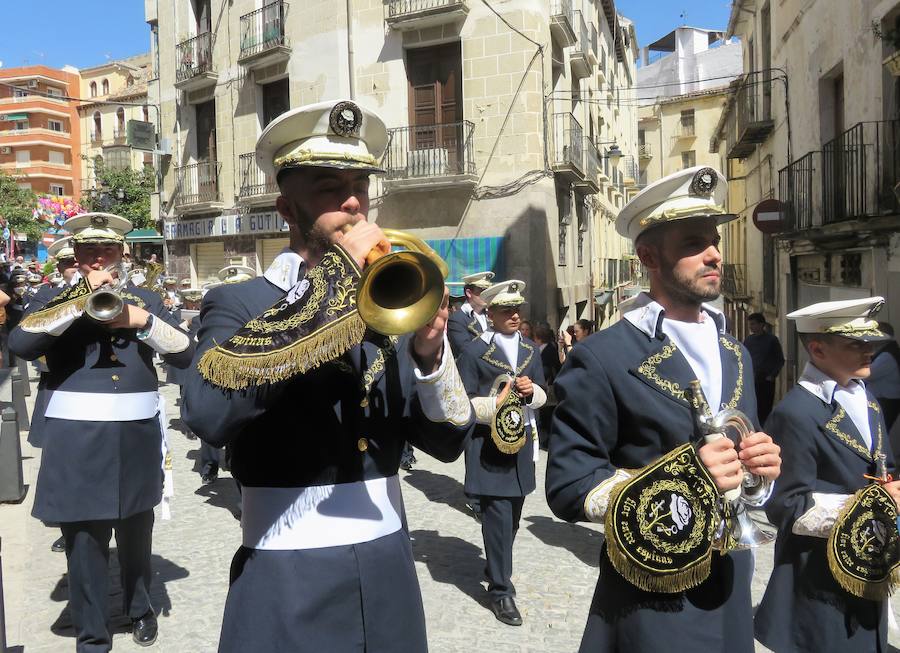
[0,115,7,122]
[28,80,38,88]
[0,147,10,154]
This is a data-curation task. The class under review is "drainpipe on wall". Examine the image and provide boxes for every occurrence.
[346,0,355,100]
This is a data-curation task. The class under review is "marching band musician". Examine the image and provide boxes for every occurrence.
[456,279,546,626]
[754,298,900,652]
[181,99,474,653]
[545,167,782,652]
[9,212,195,652]
[447,271,494,356]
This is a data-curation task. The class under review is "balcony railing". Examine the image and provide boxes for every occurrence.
[238,152,278,198]
[575,139,599,193]
[822,120,900,224]
[176,32,216,84]
[570,11,591,79]
[778,151,821,231]
[113,128,128,145]
[726,72,775,159]
[385,0,469,27]
[239,1,289,60]
[622,155,639,185]
[722,263,750,300]
[672,121,696,140]
[551,112,584,179]
[175,161,222,207]
[638,143,652,158]
[90,131,104,145]
[549,0,576,47]
[383,120,476,183]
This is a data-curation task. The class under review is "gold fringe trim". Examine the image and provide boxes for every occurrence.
[604,474,714,594]
[826,492,900,601]
[197,312,366,390]
[19,294,89,333]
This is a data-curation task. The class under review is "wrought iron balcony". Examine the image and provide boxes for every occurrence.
[570,11,591,79]
[725,72,774,159]
[638,143,652,158]
[174,161,222,210]
[175,32,217,91]
[551,112,584,181]
[671,121,696,141]
[238,152,278,201]
[778,151,821,232]
[822,120,900,225]
[574,139,599,193]
[622,155,639,186]
[112,128,128,146]
[550,0,576,47]
[385,0,469,30]
[238,1,290,69]
[382,120,477,190]
[722,263,750,300]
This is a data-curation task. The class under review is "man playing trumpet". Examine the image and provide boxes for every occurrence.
[546,167,781,652]
[9,212,195,651]
[182,100,474,653]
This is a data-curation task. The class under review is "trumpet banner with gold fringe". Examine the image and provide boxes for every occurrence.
[604,442,723,594]
[827,482,900,601]
[198,245,366,390]
[19,278,92,334]
[490,377,527,455]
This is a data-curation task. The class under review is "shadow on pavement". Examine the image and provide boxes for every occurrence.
[402,469,473,520]
[523,515,602,568]
[409,528,489,610]
[167,416,195,440]
[195,478,242,520]
[48,552,189,638]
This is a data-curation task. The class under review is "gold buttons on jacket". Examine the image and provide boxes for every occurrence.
[357,438,368,452]
[111,375,120,381]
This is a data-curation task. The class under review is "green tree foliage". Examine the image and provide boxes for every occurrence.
[0,169,42,240]
[82,163,155,230]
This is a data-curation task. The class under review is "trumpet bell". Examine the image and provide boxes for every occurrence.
[85,290,125,322]
[357,250,446,336]
[731,505,776,549]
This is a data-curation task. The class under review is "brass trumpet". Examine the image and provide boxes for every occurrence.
[700,407,776,549]
[85,262,130,322]
[355,228,449,336]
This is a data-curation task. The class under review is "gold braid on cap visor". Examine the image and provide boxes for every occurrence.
[274,149,381,170]
[824,320,886,338]
[639,204,728,227]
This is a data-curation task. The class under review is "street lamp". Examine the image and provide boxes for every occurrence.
[90,184,124,212]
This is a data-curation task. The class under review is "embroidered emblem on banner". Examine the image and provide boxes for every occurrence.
[19,277,92,334]
[827,483,900,601]
[489,374,527,455]
[605,442,721,593]
[197,245,366,390]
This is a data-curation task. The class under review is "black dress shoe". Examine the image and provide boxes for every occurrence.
[490,596,522,626]
[132,611,158,646]
[51,535,66,553]
[200,472,218,486]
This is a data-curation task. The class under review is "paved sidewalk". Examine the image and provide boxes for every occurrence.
[1,367,899,652]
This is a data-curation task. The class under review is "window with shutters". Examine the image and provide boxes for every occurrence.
[49,150,65,165]
[681,150,696,169]
[15,150,29,165]
[406,43,463,172]
[194,241,224,285]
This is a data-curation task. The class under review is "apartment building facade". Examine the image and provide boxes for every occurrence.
[713,0,900,382]
[146,0,640,327]
[78,54,154,190]
[0,65,82,199]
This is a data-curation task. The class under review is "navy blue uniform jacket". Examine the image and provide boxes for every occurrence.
[755,384,894,652]
[546,315,759,653]
[9,282,194,522]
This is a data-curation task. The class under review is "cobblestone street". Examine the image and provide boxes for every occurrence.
[1,367,899,652]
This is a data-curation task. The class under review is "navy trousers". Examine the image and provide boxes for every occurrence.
[480,495,525,600]
[60,509,155,653]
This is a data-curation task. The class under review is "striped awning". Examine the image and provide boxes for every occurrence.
[424,237,505,295]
